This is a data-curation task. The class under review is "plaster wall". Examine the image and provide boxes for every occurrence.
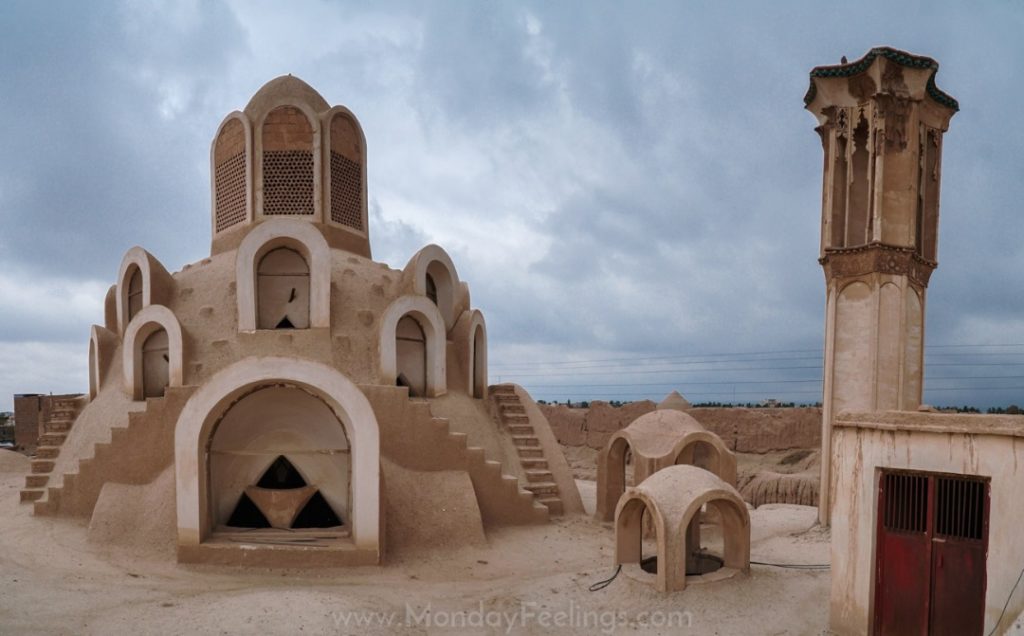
[829,411,1024,635]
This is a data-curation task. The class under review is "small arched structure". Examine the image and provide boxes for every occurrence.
[122,305,185,401]
[403,244,463,331]
[378,296,447,397]
[115,247,174,336]
[210,111,252,236]
[615,465,750,592]
[235,218,331,331]
[173,356,380,566]
[596,410,736,522]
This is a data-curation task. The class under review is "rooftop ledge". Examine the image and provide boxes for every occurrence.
[835,410,1024,438]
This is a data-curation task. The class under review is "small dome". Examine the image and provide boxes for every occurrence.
[657,390,691,411]
[244,75,330,119]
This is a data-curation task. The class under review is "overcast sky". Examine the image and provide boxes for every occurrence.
[1,1,1023,411]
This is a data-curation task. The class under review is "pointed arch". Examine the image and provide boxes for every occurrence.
[210,111,252,235]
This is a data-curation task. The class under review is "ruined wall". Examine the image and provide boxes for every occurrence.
[541,401,821,453]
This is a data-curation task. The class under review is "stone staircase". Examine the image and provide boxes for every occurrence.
[32,387,192,517]
[490,384,564,515]
[366,385,548,527]
[20,396,85,504]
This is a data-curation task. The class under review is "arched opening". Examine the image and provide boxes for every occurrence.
[141,329,170,398]
[472,324,485,399]
[396,315,427,397]
[256,247,310,329]
[681,497,749,577]
[676,440,722,477]
[425,261,453,326]
[599,436,632,521]
[127,267,143,323]
[618,498,660,575]
[328,111,363,230]
[261,106,314,216]
[210,385,350,537]
[214,116,248,232]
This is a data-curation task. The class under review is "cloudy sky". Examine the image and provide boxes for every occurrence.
[1,1,1022,410]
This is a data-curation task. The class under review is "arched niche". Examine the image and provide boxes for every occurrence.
[88,325,118,400]
[615,465,750,592]
[597,435,633,522]
[122,305,185,401]
[115,247,174,336]
[379,296,447,397]
[259,105,318,219]
[403,244,463,331]
[450,309,488,398]
[672,432,738,486]
[173,356,380,561]
[236,218,331,332]
[325,107,367,232]
[210,386,350,532]
[210,112,252,234]
[256,247,310,329]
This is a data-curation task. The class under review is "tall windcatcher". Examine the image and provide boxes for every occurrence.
[804,48,958,525]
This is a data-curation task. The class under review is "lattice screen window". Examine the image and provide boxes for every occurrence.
[330,152,362,229]
[262,107,315,216]
[214,118,248,232]
[263,150,314,215]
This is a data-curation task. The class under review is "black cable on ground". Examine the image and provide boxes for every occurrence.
[750,560,830,570]
[987,564,1024,636]
[588,564,622,591]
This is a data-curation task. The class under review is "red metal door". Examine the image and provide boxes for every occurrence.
[875,471,989,636]
[929,476,989,636]
[875,472,931,635]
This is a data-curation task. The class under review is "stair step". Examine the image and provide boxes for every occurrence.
[507,423,534,434]
[524,481,560,496]
[510,435,540,446]
[537,496,565,516]
[24,474,49,488]
[489,385,516,394]
[39,433,67,446]
[35,446,60,459]
[503,413,529,423]
[525,469,555,482]
[31,460,55,474]
[19,489,45,503]
[520,458,549,470]
[500,404,526,414]
[517,447,544,458]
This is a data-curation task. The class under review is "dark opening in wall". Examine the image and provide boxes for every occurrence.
[227,492,271,528]
[292,491,344,528]
[257,455,308,489]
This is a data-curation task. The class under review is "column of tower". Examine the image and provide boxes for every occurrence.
[804,48,958,525]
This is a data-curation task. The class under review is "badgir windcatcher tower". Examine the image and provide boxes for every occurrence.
[19,75,585,566]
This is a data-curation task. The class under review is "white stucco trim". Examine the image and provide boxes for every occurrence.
[404,244,461,331]
[235,218,331,332]
[173,357,380,554]
[115,246,170,336]
[122,305,185,401]
[379,295,447,397]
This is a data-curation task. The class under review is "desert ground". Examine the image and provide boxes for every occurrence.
[0,449,831,635]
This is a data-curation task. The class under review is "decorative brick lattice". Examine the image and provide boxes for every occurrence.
[262,150,314,215]
[215,152,248,231]
[330,152,362,230]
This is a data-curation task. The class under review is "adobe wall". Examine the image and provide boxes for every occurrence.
[830,411,1024,636]
[541,401,821,453]
[13,395,42,451]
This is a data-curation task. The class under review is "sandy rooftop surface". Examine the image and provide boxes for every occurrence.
[0,451,831,635]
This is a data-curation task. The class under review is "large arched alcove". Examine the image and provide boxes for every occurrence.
[122,305,184,401]
[378,296,447,397]
[210,386,350,532]
[174,357,380,565]
[236,218,331,332]
[395,315,427,396]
